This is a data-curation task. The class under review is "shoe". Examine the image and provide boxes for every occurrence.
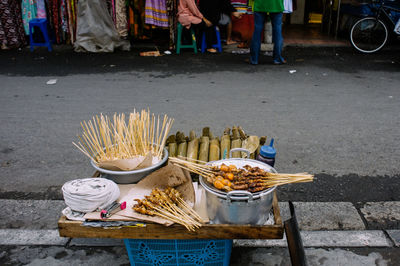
[245,58,257,65]
[207,48,217,53]
[273,59,287,65]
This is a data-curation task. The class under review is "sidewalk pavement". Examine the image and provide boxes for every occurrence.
[0,199,399,265]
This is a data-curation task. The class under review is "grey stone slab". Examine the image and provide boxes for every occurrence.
[0,199,66,230]
[301,230,391,247]
[386,230,400,247]
[235,230,392,248]
[231,247,391,266]
[0,245,129,266]
[278,201,365,230]
[0,229,68,246]
[305,248,389,266]
[69,238,124,247]
[361,202,400,229]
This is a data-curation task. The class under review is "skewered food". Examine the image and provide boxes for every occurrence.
[133,187,204,231]
[169,157,314,193]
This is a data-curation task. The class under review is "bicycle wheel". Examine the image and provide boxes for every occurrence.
[350,17,388,53]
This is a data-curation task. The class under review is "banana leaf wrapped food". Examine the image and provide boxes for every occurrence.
[167,135,177,157]
[187,131,199,162]
[176,132,187,158]
[209,138,220,161]
[220,134,231,159]
[198,136,210,163]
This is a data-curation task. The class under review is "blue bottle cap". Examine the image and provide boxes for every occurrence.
[260,145,276,158]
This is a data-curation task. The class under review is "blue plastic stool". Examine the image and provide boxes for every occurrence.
[201,26,222,53]
[29,18,52,52]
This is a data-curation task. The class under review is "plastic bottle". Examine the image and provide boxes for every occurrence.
[256,138,276,167]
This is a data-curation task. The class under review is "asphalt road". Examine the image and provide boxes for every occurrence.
[0,46,399,202]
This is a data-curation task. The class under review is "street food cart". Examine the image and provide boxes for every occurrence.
[59,110,309,265]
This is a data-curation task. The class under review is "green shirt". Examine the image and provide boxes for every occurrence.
[253,0,284,13]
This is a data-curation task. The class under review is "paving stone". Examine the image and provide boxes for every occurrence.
[0,199,66,230]
[232,247,391,266]
[0,229,68,246]
[235,230,392,248]
[279,202,365,230]
[386,230,400,247]
[305,248,389,266]
[301,231,391,247]
[69,238,124,247]
[361,202,400,229]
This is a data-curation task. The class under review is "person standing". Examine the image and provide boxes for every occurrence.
[249,0,286,65]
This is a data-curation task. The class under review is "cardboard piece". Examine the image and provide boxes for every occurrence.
[84,184,138,221]
[84,164,197,226]
[98,157,144,171]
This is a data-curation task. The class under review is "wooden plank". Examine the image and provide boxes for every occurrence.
[58,192,284,240]
[273,191,283,227]
[58,216,283,240]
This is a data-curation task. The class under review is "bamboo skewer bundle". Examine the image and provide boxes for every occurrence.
[169,157,314,193]
[133,187,204,231]
[73,109,174,168]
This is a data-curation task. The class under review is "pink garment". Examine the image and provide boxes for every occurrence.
[177,0,203,29]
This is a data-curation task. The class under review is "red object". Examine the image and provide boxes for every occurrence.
[231,14,254,42]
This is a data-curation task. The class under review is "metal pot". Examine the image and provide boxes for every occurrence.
[91,148,169,184]
[199,148,277,225]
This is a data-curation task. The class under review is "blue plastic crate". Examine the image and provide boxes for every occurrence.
[124,239,232,266]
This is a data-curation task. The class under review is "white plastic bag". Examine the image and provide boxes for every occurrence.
[74,0,130,52]
[284,0,293,14]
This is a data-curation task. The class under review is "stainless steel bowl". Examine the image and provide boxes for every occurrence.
[199,148,277,225]
[91,148,168,184]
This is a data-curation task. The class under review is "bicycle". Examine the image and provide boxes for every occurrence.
[350,0,400,53]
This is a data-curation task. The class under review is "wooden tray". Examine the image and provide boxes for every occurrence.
[58,192,283,240]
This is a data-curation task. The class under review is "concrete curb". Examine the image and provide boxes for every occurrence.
[0,229,396,248]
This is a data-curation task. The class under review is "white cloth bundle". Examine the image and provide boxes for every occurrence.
[62,178,120,213]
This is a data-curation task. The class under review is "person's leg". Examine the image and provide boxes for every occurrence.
[205,26,215,52]
[226,21,237,44]
[270,12,285,64]
[193,21,215,52]
[250,12,265,65]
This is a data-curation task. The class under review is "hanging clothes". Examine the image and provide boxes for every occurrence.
[36,0,46,18]
[145,0,169,28]
[60,0,69,34]
[66,0,77,43]
[129,0,152,39]
[0,0,27,49]
[166,0,176,49]
[231,0,249,14]
[21,0,37,34]
[115,0,128,37]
